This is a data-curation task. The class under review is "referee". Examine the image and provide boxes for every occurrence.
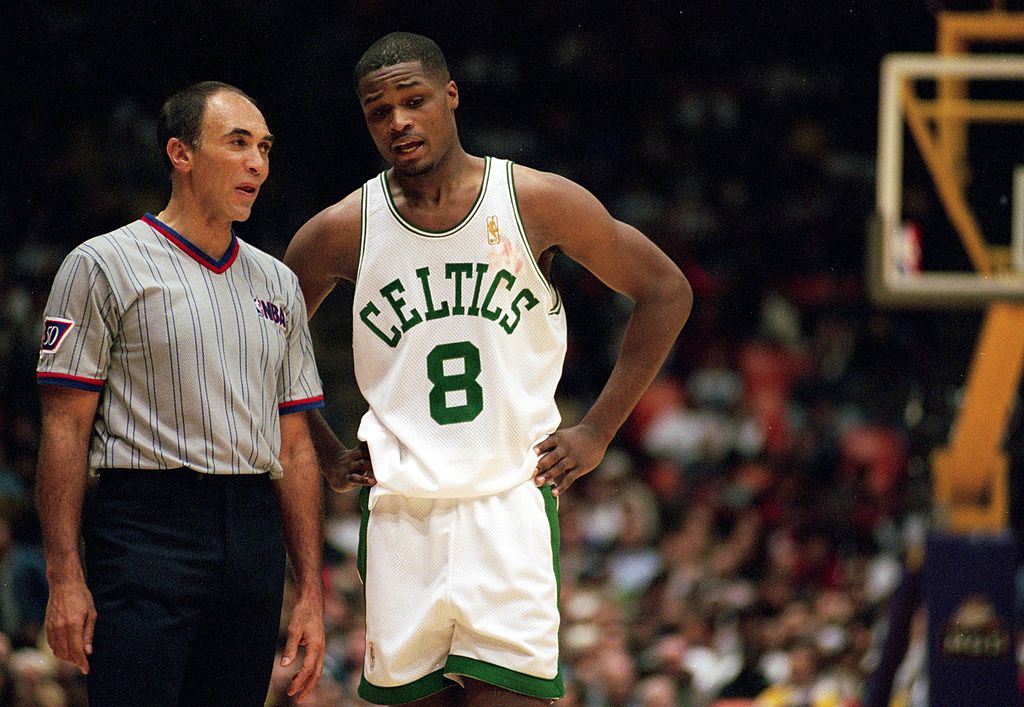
[34,82,326,705]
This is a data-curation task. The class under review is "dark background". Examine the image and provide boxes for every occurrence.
[2,2,1024,702]
[0,0,953,427]
[3,1,1008,451]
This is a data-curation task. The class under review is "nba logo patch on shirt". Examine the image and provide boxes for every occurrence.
[253,298,287,329]
[40,317,74,354]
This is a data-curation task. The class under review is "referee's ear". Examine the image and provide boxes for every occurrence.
[166,137,193,175]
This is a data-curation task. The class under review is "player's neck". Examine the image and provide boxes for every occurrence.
[156,197,234,260]
[392,150,481,207]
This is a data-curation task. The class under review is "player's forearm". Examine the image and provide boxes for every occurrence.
[307,408,349,469]
[276,421,325,596]
[580,276,692,441]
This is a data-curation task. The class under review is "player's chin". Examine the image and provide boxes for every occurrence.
[393,157,434,178]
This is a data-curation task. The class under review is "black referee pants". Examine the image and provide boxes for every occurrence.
[83,468,286,707]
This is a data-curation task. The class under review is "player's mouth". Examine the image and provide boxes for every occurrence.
[392,139,424,158]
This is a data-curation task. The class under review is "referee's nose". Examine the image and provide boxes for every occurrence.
[243,147,268,181]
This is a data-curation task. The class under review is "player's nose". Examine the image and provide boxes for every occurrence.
[389,108,413,133]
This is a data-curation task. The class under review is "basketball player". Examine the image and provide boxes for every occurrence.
[285,33,692,705]
[36,82,325,705]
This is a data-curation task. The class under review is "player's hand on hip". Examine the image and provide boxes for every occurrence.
[533,423,609,496]
[44,578,96,674]
[325,441,375,493]
[281,592,326,703]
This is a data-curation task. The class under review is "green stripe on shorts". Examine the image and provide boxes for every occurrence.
[445,655,564,700]
[357,485,370,591]
[359,669,456,704]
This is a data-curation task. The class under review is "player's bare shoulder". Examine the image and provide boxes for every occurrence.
[285,188,364,316]
[289,189,363,279]
[510,163,614,254]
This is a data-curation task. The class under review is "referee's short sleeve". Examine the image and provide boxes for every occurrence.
[36,251,117,392]
[277,275,324,415]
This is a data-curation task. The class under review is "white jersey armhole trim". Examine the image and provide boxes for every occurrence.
[357,184,368,284]
[506,160,561,315]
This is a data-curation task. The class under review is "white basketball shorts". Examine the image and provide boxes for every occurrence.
[356,480,564,704]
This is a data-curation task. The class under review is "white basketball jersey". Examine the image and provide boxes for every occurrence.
[353,157,567,498]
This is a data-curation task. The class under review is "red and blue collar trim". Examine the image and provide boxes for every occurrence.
[142,213,239,274]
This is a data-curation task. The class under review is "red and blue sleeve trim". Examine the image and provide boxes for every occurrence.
[37,372,105,392]
[142,213,239,274]
[279,395,325,415]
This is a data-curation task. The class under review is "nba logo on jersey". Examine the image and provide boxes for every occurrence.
[253,298,287,328]
[40,317,74,354]
[486,215,501,245]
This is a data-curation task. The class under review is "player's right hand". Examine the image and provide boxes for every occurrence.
[44,578,97,674]
[324,441,375,493]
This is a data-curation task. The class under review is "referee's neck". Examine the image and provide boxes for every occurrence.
[155,199,236,261]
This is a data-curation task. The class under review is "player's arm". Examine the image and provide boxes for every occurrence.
[515,165,693,495]
[307,412,374,493]
[274,410,325,703]
[284,190,375,493]
[36,385,100,675]
[284,189,363,319]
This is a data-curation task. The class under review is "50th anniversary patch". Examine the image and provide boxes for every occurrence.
[40,317,75,354]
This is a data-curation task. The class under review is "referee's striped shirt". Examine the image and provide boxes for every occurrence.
[37,214,325,478]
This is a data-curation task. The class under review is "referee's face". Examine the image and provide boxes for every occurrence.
[190,91,274,224]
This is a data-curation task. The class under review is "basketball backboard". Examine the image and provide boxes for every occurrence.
[871,52,1024,308]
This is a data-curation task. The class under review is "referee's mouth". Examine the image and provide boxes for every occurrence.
[236,183,259,198]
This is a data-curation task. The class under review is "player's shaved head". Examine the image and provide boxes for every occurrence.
[353,32,450,91]
[157,81,259,173]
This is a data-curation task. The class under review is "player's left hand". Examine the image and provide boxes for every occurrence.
[533,423,610,496]
[324,442,375,493]
[281,591,326,704]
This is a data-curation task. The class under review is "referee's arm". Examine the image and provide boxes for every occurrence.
[36,385,100,675]
[274,410,326,703]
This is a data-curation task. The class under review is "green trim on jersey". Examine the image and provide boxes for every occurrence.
[357,185,368,283]
[445,655,565,700]
[381,157,492,237]
[505,161,561,314]
[359,669,456,704]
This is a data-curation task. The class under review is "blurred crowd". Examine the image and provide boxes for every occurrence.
[3,1,1023,705]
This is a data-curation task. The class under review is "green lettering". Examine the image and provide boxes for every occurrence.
[500,288,540,333]
[381,279,423,333]
[359,301,401,347]
[445,263,474,315]
[481,269,515,321]
[416,266,450,321]
[467,263,489,316]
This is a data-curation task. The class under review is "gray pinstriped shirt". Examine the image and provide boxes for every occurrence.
[37,214,324,478]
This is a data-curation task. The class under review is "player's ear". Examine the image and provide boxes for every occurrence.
[166,137,192,174]
[447,80,459,111]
